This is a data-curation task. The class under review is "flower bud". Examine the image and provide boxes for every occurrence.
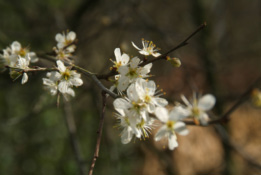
[251,88,261,107]
[167,56,181,67]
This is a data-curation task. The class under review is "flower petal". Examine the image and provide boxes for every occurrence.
[121,127,133,144]
[169,106,190,121]
[130,57,140,68]
[67,31,76,41]
[154,125,167,141]
[198,94,216,111]
[168,134,178,150]
[114,48,121,62]
[21,73,28,84]
[155,107,169,123]
[57,60,66,73]
[131,42,141,51]
[174,121,189,136]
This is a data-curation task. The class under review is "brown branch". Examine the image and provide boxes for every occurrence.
[63,99,86,175]
[88,91,108,175]
[184,76,261,126]
[96,22,207,79]
[215,124,261,169]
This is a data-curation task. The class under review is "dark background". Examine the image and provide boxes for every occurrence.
[0,0,260,174]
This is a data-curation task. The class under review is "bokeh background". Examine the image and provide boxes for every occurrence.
[0,0,260,174]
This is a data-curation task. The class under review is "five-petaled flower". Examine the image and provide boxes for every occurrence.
[43,60,83,98]
[132,39,161,57]
[154,106,189,150]
[181,93,216,125]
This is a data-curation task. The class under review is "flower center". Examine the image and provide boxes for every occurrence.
[62,69,71,80]
[144,94,151,103]
[127,68,138,78]
[18,48,27,57]
[166,120,174,129]
[192,107,200,117]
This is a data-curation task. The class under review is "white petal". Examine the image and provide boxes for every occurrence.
[146,80,156,95]
[67,31,76,41]
[139,50,150,56]
[148,103,155,113]
[168,134,178,150]
[117,76,129,91]
[118,66,129,75]
[56,60,66,72]
[114,48,121,62]
[155,107,169,123]
[121,54,129,65]
[153,97,168,107]
[127,83,140,102]
[121,127,133,144]
[131,42,141,50]
[21,73,28,84]
[199,112,209,125]
[113,98,132,115]
[66,88,75,97]
[11,41,21,52]
[139,63,152,76]
[198,94,216,111]
[169,106,190,121]
[174,122,189,136]
[28,52,38,63]
[71,77,83,87]
[130,57,140,68]
[152,52,161,57]
[55,33,64,43]
[154,125,167,141]
[58,81,69,93]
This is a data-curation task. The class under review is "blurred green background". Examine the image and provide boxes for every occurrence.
[0,0,260,174]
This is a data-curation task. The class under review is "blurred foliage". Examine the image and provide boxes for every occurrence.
[0,0,260,175]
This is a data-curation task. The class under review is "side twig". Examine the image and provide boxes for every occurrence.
[88,91,108,175]
[63,99,86,175]
[96,22,206,79]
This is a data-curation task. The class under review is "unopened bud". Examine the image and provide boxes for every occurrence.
[167,56,181,67]
[251,88,261,107]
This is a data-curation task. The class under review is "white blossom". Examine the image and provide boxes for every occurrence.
[135,78,168,113]
[132,39,161,57]
[114,83,148,120]
[0,41,38,68]
[55,31,76,53]
[154,106,189,150]
[117,57,152,91]
[111,48,129,70]
[43,60,83,98]
[181,93,216,125]
[17,56,30,84]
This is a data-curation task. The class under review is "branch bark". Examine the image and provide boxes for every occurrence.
[88,91,108,175]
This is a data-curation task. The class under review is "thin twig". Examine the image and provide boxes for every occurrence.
[36,53,118,98]
[184,76,261,126]
[96,23,206,79]
[88,91,108,175]
[63,99,86,175]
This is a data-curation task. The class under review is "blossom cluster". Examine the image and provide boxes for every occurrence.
[0,41,38,84]
[0,31,83,99]
[112,40,216,150]
[43,31,82,99]
[0,31,217,150]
